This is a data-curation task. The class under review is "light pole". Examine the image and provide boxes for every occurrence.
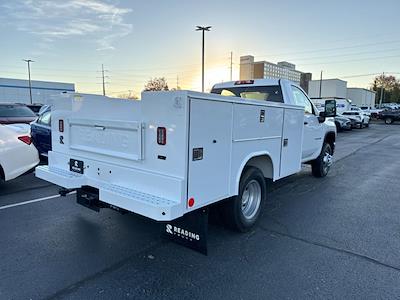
[23,59,34,104]
[102,64,106,96]
[319,70,323,98]
[230,51,233,81]
[196,26,211,92]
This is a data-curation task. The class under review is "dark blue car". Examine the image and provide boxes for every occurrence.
[31,108,51,157]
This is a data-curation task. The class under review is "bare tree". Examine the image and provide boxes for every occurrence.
[371,75,400,103]
[118,92,139,100]
[144,77,169,91]
[372,74,398,91]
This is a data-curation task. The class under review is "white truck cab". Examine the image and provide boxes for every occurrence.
[36,80,336,249]
[211,79,336,164]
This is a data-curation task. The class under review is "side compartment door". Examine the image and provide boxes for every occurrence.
[280,108,303,178]
[188,98,233,209]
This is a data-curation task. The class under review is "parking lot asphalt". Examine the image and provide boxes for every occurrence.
[1,123,400,300]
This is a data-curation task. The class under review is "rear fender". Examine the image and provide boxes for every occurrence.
[234,151,274,195]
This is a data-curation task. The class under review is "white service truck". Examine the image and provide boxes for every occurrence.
[36,79,336,251]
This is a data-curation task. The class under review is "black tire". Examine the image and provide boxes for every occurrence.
[0,165,4,181]
[311,143,333,178]
[221,167,266,232]
[335,122,342,132]
[385,117,393,124]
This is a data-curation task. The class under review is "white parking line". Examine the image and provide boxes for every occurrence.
[0,191,76,211]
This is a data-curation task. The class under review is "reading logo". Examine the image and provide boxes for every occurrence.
[165,224,200,241]
[166,224,173,234]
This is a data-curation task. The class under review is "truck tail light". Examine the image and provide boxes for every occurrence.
[18,135,32,145]
[59,119,64,132]
[157,127,166,145]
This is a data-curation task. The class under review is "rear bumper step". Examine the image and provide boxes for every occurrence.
[35,165,182,221]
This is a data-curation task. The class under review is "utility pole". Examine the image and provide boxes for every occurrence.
[379,72,385,108]
[102,64,106,96]
[23,59,34,104]
[196,26,211,92]
[230,51,233,81]
[98,64,109,96]
[319,70,323,98]
[176,75,179,90]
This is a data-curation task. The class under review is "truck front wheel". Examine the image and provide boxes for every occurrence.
[311,143,333,178]
[221,167,266,232]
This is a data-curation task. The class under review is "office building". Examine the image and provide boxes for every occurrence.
[240,55,311,90]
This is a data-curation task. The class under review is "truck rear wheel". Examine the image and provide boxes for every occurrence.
[221,167,266,232]
[311,143,333,178]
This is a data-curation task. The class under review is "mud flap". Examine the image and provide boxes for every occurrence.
[161,208,209,255]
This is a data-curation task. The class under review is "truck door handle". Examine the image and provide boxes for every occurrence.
[283,138,288,147]
[94,125,106,131]
[304,121,308,125]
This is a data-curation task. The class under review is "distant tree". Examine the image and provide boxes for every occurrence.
[371,74,400,103]
[372,74,398,91]
[144,77,169,91]
[391,87,400,103]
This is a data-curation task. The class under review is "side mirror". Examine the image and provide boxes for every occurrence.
[318,100,336,123]
[318,112,326,123]
[324,99,337,117]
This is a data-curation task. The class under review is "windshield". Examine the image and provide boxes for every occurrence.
[211,85,284,103]
[0,105,36,117]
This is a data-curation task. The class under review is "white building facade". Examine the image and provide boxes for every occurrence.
[0,78,75,105]
[308,79,348,99]
[308,79,376,108]
[347,88,376,108]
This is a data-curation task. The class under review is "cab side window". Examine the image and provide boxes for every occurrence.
[291,86,313,114]
[38,111,51,126]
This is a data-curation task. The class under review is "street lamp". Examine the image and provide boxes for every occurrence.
[23,59,34,104]
[196,26,211,92]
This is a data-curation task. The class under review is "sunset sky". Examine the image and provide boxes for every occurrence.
[0,0,399,97]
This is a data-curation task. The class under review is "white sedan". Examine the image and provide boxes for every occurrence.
[0,124,39,181]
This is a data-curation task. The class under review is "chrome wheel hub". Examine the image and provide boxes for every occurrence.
[241,180,262,220]
[323,149,333,172]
